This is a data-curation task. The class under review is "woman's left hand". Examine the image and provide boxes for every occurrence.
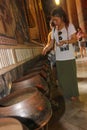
[57,41,64,46]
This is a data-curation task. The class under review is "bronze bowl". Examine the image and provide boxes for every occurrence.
[12,74,49,95]
[0,87,52,129]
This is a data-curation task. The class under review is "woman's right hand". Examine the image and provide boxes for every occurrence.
[42,47,48,55]
[42,40,54,55]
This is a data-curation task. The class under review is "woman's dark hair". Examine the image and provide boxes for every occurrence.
[51,6,69,27]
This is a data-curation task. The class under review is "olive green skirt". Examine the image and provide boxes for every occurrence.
[56,59,79,98]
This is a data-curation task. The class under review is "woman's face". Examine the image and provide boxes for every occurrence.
[52,16,63,28]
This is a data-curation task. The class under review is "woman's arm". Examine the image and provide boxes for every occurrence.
[47,32,51,45]
[58,33,77,46]
[42,39,54,55]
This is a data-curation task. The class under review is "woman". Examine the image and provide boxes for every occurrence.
[42,6,79,101]
[76,27,86,58]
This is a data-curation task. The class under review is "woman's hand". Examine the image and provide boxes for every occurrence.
[42,46,48,55]
[42,40,54,55]
[56,41,65,46]
[58,41,64,46]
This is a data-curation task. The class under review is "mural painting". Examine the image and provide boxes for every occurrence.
[23,0,35,28]
[0,0,17,45]
[0,0,16,37]
[10,0,30,44]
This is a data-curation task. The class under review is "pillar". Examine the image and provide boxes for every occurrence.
[66,0,79,28]
[75,0,87,32]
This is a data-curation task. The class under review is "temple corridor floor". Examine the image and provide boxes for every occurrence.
[48,56,87,130]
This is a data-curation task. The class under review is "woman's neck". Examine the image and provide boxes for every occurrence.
[58,22,65,30]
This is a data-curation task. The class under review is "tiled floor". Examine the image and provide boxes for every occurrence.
[48,56,87,130]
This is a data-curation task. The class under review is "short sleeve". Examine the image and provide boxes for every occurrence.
[68,23,76,36]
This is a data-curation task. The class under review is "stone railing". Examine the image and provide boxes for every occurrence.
[0,44,43,75]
